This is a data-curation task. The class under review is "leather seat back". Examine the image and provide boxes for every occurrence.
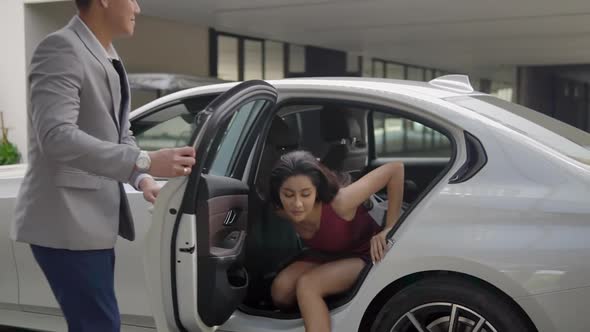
[319,107,367,177]
[256,116,300,200]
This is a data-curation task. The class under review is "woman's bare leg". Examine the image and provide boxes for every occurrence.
[271,260,320,309]
[295,258,366,332]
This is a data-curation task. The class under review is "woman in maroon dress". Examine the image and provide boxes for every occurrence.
[269,150,404,332]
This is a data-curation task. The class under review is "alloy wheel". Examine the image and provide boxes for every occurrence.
[390,302,498,332]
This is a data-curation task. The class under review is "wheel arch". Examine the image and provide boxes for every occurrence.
[358,270,539,332]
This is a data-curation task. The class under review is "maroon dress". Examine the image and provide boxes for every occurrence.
[301,203,381,264]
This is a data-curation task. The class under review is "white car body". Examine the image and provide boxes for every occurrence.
[1,76,589,332]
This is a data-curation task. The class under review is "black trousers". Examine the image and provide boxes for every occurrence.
[30,244,120,332]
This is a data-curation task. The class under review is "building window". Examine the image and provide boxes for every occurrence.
[373,60,385,78]
[289,44,306,73]
[491,81,514,102]
[370,59,405,79]
[244,40,263,80]
[362,57,373,77]
[265,41,284,79]
[346,53,360,73]
[386,63,404,79]
[215,32,286,80]
[217,35,239,81]
[424,69,435,81]
[470,77,481,91]
[407,66,425,81]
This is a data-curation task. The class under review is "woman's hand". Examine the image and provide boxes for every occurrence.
[139,177,161,204]
[370,227,392,264]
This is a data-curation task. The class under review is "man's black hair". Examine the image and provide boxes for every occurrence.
[75,0,92,10]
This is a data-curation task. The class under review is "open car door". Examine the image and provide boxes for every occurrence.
[144,80,277,331]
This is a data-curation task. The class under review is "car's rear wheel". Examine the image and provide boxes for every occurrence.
[371,275,535,332]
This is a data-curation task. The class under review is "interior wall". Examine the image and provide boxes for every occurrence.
[1,1,28,162]
[25,1,210,77]
[114,15,209,77]
[25,1,76,68]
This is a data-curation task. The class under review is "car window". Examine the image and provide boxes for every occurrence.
[451,95,590,164]
[131,94,219,151]
[208,99,268,177]
[134,103,192,151]
[373,112,452,158]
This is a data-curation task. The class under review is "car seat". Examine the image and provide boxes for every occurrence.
[319,107,367,179]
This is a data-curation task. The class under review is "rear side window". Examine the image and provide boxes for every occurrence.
[372,112,452,158]
[451,95,590,164]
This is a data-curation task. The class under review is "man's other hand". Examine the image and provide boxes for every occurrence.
[139,177,161,204]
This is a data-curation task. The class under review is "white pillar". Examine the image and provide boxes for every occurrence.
[0,0,28,163]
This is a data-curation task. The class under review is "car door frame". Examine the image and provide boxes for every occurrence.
[144,80,278,332]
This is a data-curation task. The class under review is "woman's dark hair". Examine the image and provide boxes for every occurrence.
[269,150,349,208]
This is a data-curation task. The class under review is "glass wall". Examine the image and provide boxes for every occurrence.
[216,32,286,81]
[217,35,239,81]
[264,41,284,80]
[214,31,515,101]
[490,81,514,101]
[346,53,360,73]
[361,57,450,83]
[386,63,404,79]
[406,66,424,81]
[243,40,263,80]
[289,44,306,73]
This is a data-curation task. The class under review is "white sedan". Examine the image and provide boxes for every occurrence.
[1,76,589,332]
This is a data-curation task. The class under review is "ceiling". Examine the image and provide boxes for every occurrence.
[138,0,590,80]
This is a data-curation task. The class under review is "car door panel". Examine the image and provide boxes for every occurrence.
[144,80,277,332]
[195,175,249,326]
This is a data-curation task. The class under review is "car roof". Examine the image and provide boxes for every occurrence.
[128,73,229,91]
[131,76,483,117]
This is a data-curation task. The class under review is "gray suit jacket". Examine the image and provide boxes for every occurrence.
[11,16,142,250]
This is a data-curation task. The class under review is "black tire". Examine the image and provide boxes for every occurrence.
[371,275,535,332]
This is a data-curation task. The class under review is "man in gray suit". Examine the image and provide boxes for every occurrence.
[11,0,196,330]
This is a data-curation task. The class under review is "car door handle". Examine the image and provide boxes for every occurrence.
[223,209,240,226]
[179,245,195,254]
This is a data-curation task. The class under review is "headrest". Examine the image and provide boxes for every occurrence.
[268,116,299,148]
[320,107,362,141]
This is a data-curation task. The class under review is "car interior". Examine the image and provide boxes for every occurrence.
[238,100,454,318]
[130,94,455,323]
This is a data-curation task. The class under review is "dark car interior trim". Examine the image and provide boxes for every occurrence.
[196,175,250,326]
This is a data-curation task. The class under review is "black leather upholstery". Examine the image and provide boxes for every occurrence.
[256,116,299,199]
[319,108,367,175]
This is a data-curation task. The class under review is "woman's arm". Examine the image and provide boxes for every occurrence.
[332,162,404,226]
